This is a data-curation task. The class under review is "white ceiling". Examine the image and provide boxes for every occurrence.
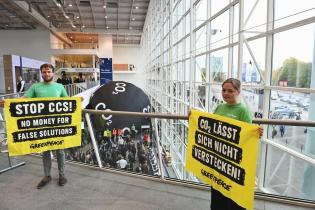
[0,0,150,44]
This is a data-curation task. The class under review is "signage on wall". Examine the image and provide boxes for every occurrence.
[99,58,112,85]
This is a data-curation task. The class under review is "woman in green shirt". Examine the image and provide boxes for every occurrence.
[212,78,263,210]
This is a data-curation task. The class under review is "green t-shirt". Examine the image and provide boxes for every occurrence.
[214,103,252,123]
[25,82,68,98]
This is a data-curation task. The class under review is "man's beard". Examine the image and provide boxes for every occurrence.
[42,76,53,82]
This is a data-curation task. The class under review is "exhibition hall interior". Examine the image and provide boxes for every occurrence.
[0,0,315,209]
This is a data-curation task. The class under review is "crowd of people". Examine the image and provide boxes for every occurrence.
[65,127,157,175]
[56,76,72,85]
[56,71,88,86]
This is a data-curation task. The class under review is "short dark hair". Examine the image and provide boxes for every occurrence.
[40,63,54,72]
[222,78,241,92]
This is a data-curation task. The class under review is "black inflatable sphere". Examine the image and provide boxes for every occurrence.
[86,81,151,131]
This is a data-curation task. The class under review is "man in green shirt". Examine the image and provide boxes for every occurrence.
[24,63,68,189]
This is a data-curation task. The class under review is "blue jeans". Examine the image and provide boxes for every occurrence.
[42,149,65,177]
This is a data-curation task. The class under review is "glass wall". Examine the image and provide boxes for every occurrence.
[143,0,315,202]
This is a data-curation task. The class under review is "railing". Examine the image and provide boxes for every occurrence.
[63,83,87,96]
[0,93,24,133]
[0,83,91,99]
[0,92,24,99]
[51,42,98,49]
[0,133,26,174]
[80,109,315,208]
[1,95,315,207]
[86,80,100,89]
[63,81,99,96]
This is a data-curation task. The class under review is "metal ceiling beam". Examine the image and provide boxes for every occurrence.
[97,17,144,22]
[13,0,72,46]
[51,0,76,28]
[128,0,135,29]
[13,1,54,29]
[117,0,120,29]
[0,0,36,29]
[73,0,83,28]
[56,28,143,35]
[103,0,108,28]
[78,10,147,15]
[4,0,149,45]
[89,0,96,28]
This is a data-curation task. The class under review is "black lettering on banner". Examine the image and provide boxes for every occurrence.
[12,126,77,142]
[30,140,64,149]
[9,100,77,117]
[195,130,243,164]
[198,116,241,144]
[17,115,72,129]
[192,145,245,185]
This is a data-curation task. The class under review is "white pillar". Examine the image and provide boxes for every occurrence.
[98,35,113,58]
[302,25,315,200]
[98,35,113,83]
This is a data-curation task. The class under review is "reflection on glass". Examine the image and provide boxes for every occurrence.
[269,90,309,120]
[195,26,207,55]
[185,59,190,81]
[209,84,223,111]
[195,55,206,109]
[233,4,239,43]
[232,46,238,78]
[210,10,229,49]
[184,0,190,13]
[195,0,207,28]
[274,0,315,28]
[185,14,190,36]
[241,87,264,118]
[195,55,206,82]
[211,0,229,16]
[185,36,190,59]
[264,146,311,200]
[178,41,183,60]
[195,84,206,109]
[272,24,314,88]
[241,38,265,85]
[267,90,312,172]
[243,0,267,34]
[20,67,40,91]
[210,49,228,82]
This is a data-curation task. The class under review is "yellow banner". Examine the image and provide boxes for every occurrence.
[186,109,259,210]
[4,97,82,156]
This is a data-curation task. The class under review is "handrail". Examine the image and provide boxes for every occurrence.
[1,107,314,207]
[0,83,89,99]
[83,109,315,182]
[0,92,24,98]
[82,109,315,127]
[0,137,26,173]
[81,109,315,208]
